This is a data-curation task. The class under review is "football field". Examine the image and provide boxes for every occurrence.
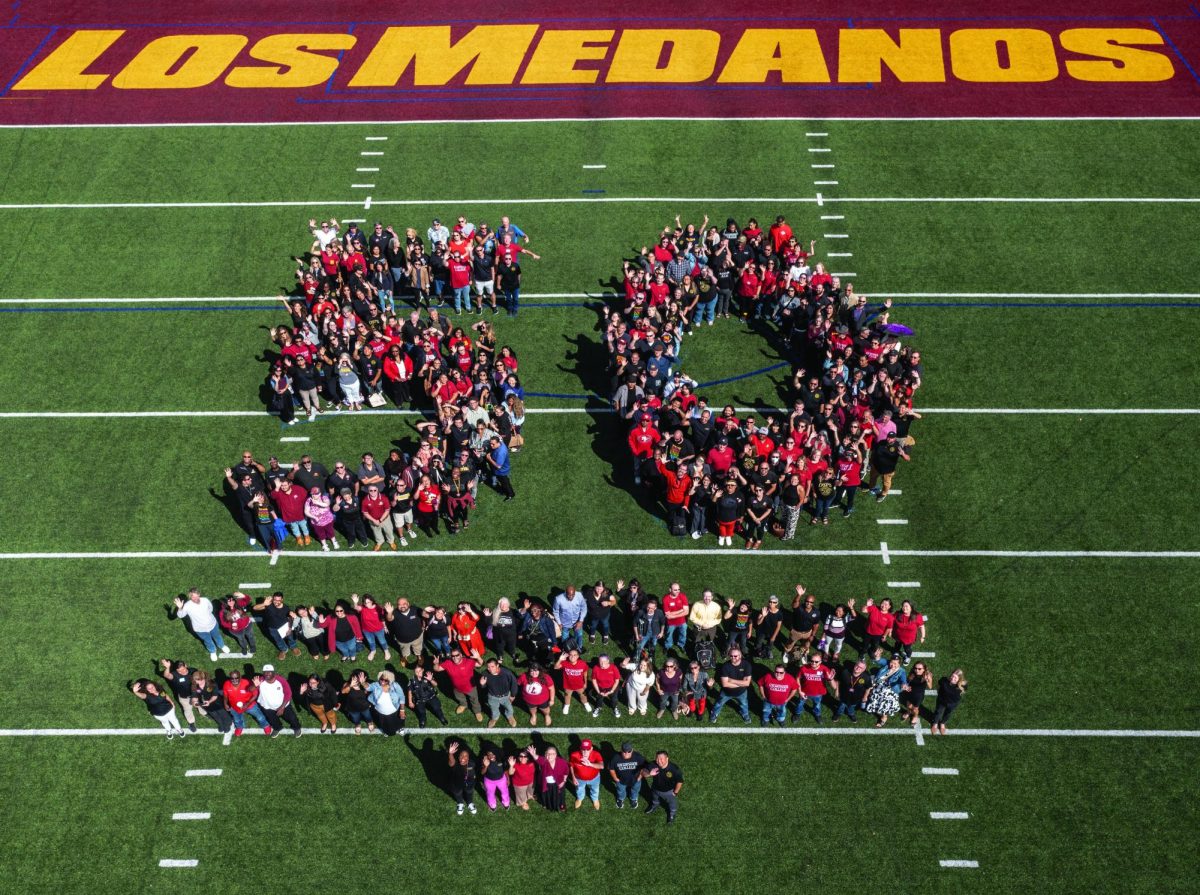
[0,115,1198,894]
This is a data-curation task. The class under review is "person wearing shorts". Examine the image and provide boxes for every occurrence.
[471,245,497,314]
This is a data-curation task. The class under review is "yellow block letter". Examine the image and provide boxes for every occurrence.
[838,28,945,82]
[607,29,720,83]
[950,29,1058,82]
[1060,28,1174,82]
[13,29,123,90]
[348,25,536,87]
[112,34,248,89]
[226,33,357,88]
[717,29,830,83]
[522,30,614,83]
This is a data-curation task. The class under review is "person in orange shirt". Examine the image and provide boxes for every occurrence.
[450,602,485,661]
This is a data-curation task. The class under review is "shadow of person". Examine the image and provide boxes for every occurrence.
[404,735,452,800]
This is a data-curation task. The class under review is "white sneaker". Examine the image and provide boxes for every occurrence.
[222,730,234,746]
[583,703,593,712]
[614,707,622,718]
[248,538,257,547]
[332,539,341,550]
[592,707,601,718]
[563,705,570,715]
[634,476,641,485]
[322,543,330,552]
[468,803,477,815]
[691,531,701,540]
[399,537,408,547]
[408,529,418,539]
[456,804,464,816]
[287,419,297,425]
[220,645,230,654]
[209,651,218,661]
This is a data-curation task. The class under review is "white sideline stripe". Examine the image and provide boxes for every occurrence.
[172,812,211,821]
[237,583,271,589]
[912,651,936,658]
[923,767,959,775]
[356,167,378,172]
[364,136,388,141]
[159,859,199,868]
[930,812,969,820]
[3,727,1198,739]
[940,860,978,869]
[878,519,908,525]
[184,769,222,777]
[582,164,607,169]
[887,581,921,588]
[279,436,309,442]
[821,215,845,220]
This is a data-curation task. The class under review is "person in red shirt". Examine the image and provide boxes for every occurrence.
[517,664,555,727]
[706,436,735,477]
[756,664,799,727]
[360,484,396,551]
[433,649,483,721]
[891,600,927,663]
[794,652,837,724]
[660,582,689,653]
[449,603,485,661]
[351,593,390,662]
[554,648,592,715]
[448,253,472,314]
[270,479,310,546]
[737,262,761,318]
[648,268,671,306]
[589,654,623,718]
[221,669,271,737]
[834,443,865,518]
[627,418,661,485]
[508,748,538,810]
[769,215,793,253]
[655,457,692,536]
[570,739,604,810]
[852,597,894,657]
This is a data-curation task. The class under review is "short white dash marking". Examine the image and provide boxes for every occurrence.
[806,131,829,136]
[912,651,936,658]
[939,860,979,869]
[582,164,607,169]
[915,725,926,746]
[172,812,211,821]
[824,233,849,238]
[877,518,908,525]
[828,251,854,257]
[821,215,845,220]
[361,151,384,156]
[811,164,836,169]
[930,812,969,820]
[184,769,222,777]
[364,196,373,210]
[887,581,921,588]
[350,183,375,188]
[237,583,271,590]
[808,147,832,152]
[922,767,959,776]
[269,552,281,566]
[814,180,840,185]
[356,167,379,172]
[815,192,823,207]
[159,859,199,868]
[880,541,891,565]
[279,436,310,442]
[364,136,388,141]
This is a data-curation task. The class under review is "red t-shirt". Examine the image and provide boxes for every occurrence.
[892,612,925,646]
[707,446,734,474]
[649,281,670,306]
[518,673,552,706]
[749,433,776,458]
[662,592,689,627]
[591,663,621,691]
[270,487,307,523]
[559,659,589,691]
[758,672,799,705]
[570,750,603,781]
[358,604,385,634]
[864,605,894,638]
[496,243,522,264]
[441,657,478,693]
[799,664,834,697]
[510,760,536,787]
[448,259,471,288]
[836,458,862,487]
[222,679,257,712]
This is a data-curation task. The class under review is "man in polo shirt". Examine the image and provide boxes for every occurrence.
[552,585,587,653]
[757,663,800,727]
[222,669,271,738]
[641,750,684,824]
[433,650,483,721]
[384,598,427,666]
[660,582,689,655]
[869,432,911,502]
[361,484,396,551]
[607,741,645,808]
[487,436,515,500]
[291,455,328,493]
[256,665,302,738]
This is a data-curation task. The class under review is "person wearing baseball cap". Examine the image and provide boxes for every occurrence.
[570,739,604,810]
[607,741,646,809]
[256,664,302,738]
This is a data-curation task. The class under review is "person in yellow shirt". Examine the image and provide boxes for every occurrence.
[688,589,725,647]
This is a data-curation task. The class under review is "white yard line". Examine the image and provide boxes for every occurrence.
[930,812,970,820]
[364,136,388,141]
[2,726,1197,738]
[279,436,309,442]
[172,812,211,821]
[159,859,199,868]
[356,167,378,172]
[184,769,222,777]
[814,180,839,185]
[914,725,926,746]
[880,541,891,565]
[812,164,835,168]
[805,131,829,136]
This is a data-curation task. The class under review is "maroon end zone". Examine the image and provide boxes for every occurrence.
[0,0,1198,124]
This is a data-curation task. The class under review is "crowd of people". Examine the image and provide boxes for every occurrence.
[267,214,538,421]
[155,580,966,741]
[608,214,923,541]
[220,438,516,552]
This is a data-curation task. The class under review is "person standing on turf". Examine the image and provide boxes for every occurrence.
[795,652,838,724]
[641,750,684,824]
[256,664,303,738]
[783,585,821,662]
[864,654,908,728]
[608,741,645,808]
[570,738,604,810]
[479,657,519,728]
[660,582,689,655]
[868,431,910,502]
[252,592,301,661]
[173,589,230,662]
[159,658,199,733]
[222,669,271,738]
[299,673,339,733]
[589,653,623,718]
[852,597,894,658]
[891,600,927,664]
[432,649,483,721]
[384,597,427,667]
[132,679,185,739]
[931,668,967,735]
[552,584,588,653]
[367,669,406,736]
[757,663,800,727]
[688,589,724,649]
[633,598,666,659]
[833,658,872,723]
[487,435,515,500]
[447,742,479,816]
[407,664,448,728]
[518,663,555,727]
[219,593,256,657]
[555,647,592,715]
[531,743,569,812]
[682,660,711,719]
[709,647,754,723]
[583,579,617,646]
[480,747,511,811]
[508,748,537,810]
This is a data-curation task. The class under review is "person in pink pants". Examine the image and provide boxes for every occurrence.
[481,747,511,811]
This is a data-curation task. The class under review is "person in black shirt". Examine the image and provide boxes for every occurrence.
[641,750,684,823]
[497,256,522,317]
[584,581,617,645]
[744,484,772,550]
[252,592,300,659]
[291,455,329,493]
[868,431,910,502]
[333,488,371,548]
[471,244,497,314]
[299,673,340,733]
[326,461,357,497]
[132,679,185,738]
[709,647,753,722]
[783,585,821,662]
[406,665,447,728]
[447,742,478,815]
[158,658,198,732]
[479,658,519,729]
[712,478,745,547]
[834,658,872,723]
[931,669,967,735]
[607,741,645,808]
[754,595,785,658]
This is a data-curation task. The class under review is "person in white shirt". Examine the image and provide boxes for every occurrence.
[622,657,656,716]
[368,671,407,736]
[427,218,450,247]
[308,217,340,251]
[255,665,302,737]
[173,589,229,661]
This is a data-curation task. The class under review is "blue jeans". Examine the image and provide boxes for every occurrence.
[285,520,310,538]
[232,704,269,730]
[710,691,750,721]
[560,626,583,651]
[663,625,686,652]
[761,702,788,725]
[378,289,394,315]
[833,700,858,722]
[362,629,387,652]
[266,627,298,653]
[453,285,471,313]
[615,778,642,803]
[815,495,835,520]
[195,627,226,654]
[336,638,359,659]
[253,522,275,549]
[428,636,451,656]
[585,616,611,638]
[795,695,823,720]
[503,288,519,316]
[636,632,659,657]
[575,776,600,803]
[697,296,717,324]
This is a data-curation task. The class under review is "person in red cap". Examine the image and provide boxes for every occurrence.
[570,739,604,810]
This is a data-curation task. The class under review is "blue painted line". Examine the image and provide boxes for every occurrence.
[582,189,606,194]
[896,300,1200,309]
[1191,4,1200,21]
[0,24,55,95]
[325,23,356,94]
[1150,17,1200,86]
[696,361,790,388]
[524,391,594,400]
